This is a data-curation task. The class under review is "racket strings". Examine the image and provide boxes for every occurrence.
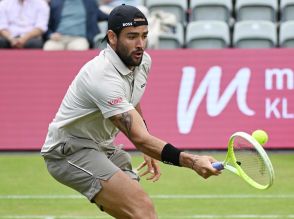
[232,137,270,186]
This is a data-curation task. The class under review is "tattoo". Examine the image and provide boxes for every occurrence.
[113,112,133,137]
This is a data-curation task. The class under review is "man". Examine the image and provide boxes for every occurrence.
[0,0,49,49]
[41,4,221,218]
[43,0,108,50]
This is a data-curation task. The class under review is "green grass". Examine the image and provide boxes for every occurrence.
[0,152,293,219]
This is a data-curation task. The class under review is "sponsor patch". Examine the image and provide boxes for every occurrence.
[108,97,123,105]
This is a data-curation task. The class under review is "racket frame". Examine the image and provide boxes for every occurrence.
[222,131,275,190]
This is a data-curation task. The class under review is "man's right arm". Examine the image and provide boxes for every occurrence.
[109,109,164,160]
[109,109,221,179]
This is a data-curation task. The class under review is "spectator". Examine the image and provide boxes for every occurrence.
[0,0,49,49]
[43,0,108,50]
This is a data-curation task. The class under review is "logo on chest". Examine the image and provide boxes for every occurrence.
[108,97,123,105]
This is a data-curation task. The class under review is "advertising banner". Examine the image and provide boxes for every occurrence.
[0,49,293,150]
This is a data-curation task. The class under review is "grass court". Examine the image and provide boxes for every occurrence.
[0,152,293,219]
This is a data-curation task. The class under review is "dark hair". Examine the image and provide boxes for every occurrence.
[104,28,123,44]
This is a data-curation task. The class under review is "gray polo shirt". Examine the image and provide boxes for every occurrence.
[41,45,151,153]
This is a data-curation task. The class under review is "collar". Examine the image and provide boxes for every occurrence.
[105,44,133,76]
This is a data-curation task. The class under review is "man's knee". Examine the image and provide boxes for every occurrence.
[131,195,156,219]
[67,38,89,50]
[43,40,65,50]
[94,171,157,218]
[98,194,156,219]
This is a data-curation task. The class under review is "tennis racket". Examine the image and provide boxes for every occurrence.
[212,131,275,190]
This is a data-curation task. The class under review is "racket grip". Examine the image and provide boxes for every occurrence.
[212,162,224,170]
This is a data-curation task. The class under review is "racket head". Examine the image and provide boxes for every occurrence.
[223,131,275,190]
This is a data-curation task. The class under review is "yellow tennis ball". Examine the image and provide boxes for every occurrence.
[252,129,269,145]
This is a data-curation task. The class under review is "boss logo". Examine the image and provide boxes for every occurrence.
[122,22,133,27]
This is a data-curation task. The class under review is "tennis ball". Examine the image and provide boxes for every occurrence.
[252,129,269,145]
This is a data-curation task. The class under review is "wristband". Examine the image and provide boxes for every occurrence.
[161,143,182,166]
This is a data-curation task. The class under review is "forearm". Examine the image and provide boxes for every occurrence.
[135,103,148,131]
[133,134,166,161]
[179,152,197,168]
[110,109,220,178]
[110,109,164,160]
[0,29,14,41]
[135,138,198,170]
[20,28,43,41]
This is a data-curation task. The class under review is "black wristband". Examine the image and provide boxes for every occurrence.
[161,143,182,166]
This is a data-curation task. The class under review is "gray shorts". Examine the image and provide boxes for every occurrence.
[43,138,139,202]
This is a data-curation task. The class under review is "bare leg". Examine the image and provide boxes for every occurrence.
[94,170,157,219]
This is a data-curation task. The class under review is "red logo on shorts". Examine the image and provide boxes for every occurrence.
[108,97,123,105]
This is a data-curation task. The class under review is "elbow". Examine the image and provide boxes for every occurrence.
[130,132,150,150]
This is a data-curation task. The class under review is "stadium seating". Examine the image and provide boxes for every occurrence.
[235,0,278,22]
[190,0,232,24]
[279,21,294,47]
[233,21,277,48]
[186,21,230,49]
[280,0,294,22]
[145,0,188,23]
[89,0,292,49]
[156,22,184,49]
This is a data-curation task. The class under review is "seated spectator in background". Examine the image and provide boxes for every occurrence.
[44,0,108,50]
[99,0,148,16]
[0,0,49,49]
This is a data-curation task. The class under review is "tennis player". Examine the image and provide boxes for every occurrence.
[41,4,221,218]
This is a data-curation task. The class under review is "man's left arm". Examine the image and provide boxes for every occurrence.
[135,103,148,130]
[135,103,161,182]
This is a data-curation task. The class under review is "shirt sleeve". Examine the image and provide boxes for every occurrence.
[87,77,134,119]
[34,0,50,32]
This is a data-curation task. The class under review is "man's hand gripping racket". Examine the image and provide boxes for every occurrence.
[212,131,275,190]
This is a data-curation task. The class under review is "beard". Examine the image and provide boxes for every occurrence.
[116,41,143,67]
